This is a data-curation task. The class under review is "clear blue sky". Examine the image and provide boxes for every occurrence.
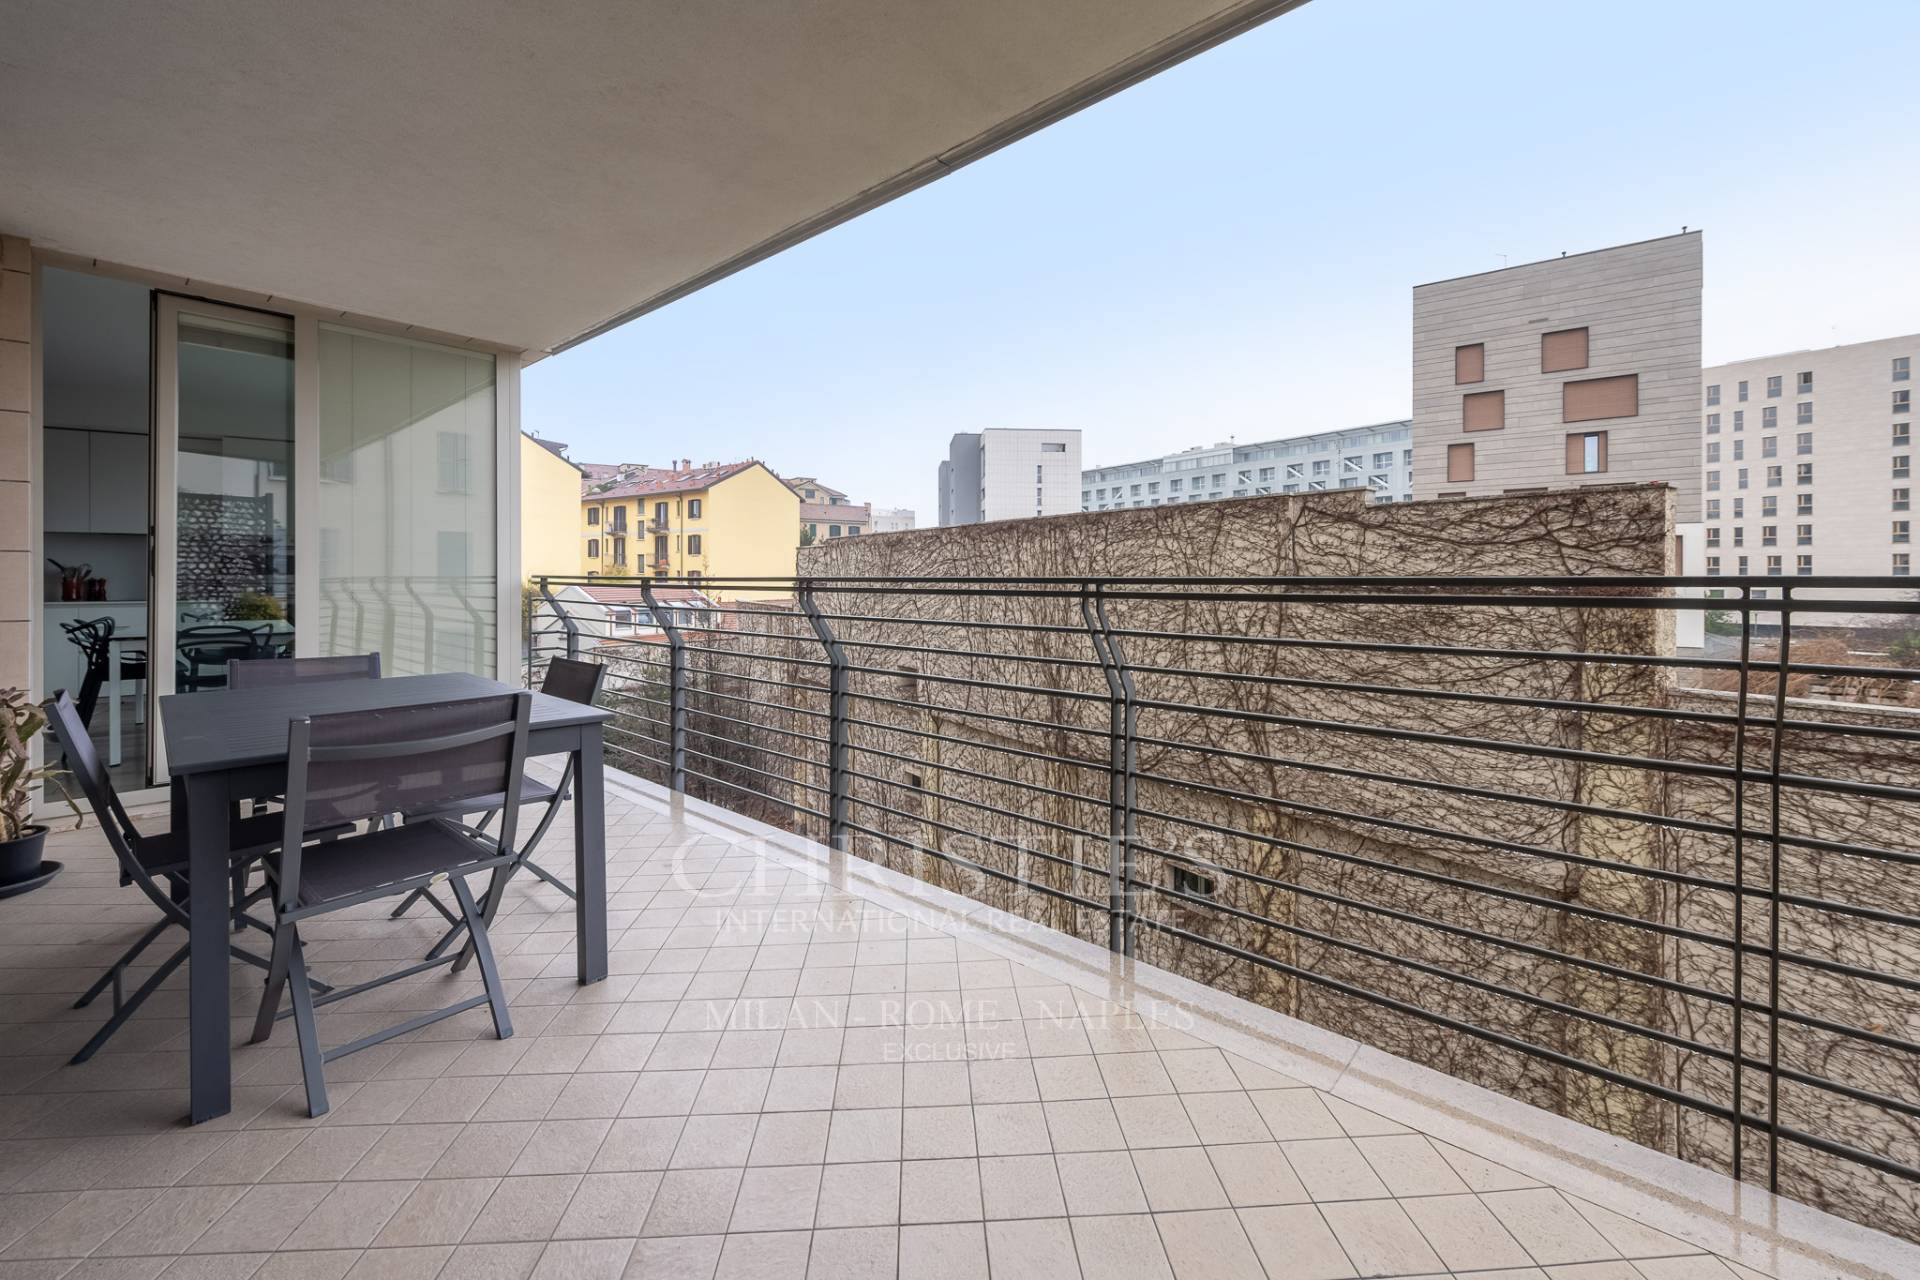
[525,0,1920,525]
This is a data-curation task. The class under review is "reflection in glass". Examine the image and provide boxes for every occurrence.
[316,326,496,675]
[175,312,295,689]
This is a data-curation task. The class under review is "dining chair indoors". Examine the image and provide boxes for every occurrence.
[390,657,605,952]
[60,617,146,733]
[252,692,531,1117]
[176,624,273,692]
[42,691,329,1064]
[227,652,381,687]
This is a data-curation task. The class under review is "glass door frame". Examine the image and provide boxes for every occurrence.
[149,293,312,781]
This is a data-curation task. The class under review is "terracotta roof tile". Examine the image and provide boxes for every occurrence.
[584,460,761,499]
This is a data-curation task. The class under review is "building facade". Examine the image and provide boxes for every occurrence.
[802,501,871,541]
[870,507,915,533]
[580,459,798,598]
[1082,421,1413,511]
[1411,233,1704,521]
[520,433,584,581]
[938,428,1081,525]
[1701,334,1919,582]
[786,477,871,542]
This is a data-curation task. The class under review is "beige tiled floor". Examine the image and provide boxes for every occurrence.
[0,772,1812,1280]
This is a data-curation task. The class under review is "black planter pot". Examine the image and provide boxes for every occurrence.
[0,825,49,883]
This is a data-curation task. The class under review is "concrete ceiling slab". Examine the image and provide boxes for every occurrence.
[1,0,1308,353]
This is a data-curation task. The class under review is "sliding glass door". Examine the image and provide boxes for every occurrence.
[315,325,497,677]
[151,296,295,777]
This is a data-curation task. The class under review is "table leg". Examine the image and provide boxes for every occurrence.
[574,728,607,984]
[184,771,233,1123]
[109,646,122,767]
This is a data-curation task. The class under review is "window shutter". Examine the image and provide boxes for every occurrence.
[1563,374,1639,423]
[1455,344,1484,384]
[1446,442,1475,483]
[1541,328,1589,373]
[1463,390,1505,431]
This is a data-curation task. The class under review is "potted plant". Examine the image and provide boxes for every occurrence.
[227,590,286,622]
[1,688,77,889]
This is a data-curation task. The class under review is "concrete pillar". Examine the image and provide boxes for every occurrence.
[0,234,31,694]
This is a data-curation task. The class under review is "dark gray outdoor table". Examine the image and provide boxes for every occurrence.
[160,672,611,1124]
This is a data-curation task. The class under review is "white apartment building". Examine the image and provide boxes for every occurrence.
[938,428,1081,524]
[871,507,916,533]
[1083,421,1413,511]
[1701,334,1918,583]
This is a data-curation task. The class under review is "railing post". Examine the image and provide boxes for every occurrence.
[538,576,580,661]
[1763,583,1793,1194]
[799,581,851,852]
[1080,582,1137,957]
[640,581,688,792]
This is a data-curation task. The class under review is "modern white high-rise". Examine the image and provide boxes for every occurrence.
[1083,421,1414,511]
[938,428,1081,524]
[1701,334,1919,583]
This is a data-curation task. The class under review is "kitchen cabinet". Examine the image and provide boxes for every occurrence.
[43,429,90,533]
[41,428,149,534]
[90,431,149,534]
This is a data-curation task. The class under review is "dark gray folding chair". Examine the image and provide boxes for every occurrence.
[42,691,329,1064]
[390,658,605,952]
[225,653,384,905]
[252,692,531,1117]
[227,652,381,687]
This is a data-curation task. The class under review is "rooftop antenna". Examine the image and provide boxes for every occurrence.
[1498,253,1508,268]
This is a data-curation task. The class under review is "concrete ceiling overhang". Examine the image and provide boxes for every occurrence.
[0,0,1310,356]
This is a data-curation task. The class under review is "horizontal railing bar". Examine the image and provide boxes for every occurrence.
[1133,799,1732,948]
[846,687,1110,740]
[1137,900,1920,1183]
[848,738,1108,809]
[686,705,831,748]
[843,715,1110,775]
[848,767,1109,843]
[1129,836,1740,1009]
[685,680,831,715]
[602,738,668,766]
[1138,795,1920,990]
[653,650,1920,873]
[1131,909,1740,1120]
[848,793,1102,879]
[846,661,1107,704]
[835,633,1105,670]
[1137,881,1735,1063]
[681,744,830,794]
[682,663,826,695]
[841,820,1105,911]
[539,571,1920,590]
[1134,693,1738,783]
[683,724,821,773]
[1131,730,1920,872]
[683,641,832,670]
[681,766,831,822]
[1132,766,1739,895]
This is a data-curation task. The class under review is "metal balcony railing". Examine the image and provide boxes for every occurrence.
[528,571,1920,1238]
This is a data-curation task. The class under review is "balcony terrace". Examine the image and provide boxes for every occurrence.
[7,754,1911,1279]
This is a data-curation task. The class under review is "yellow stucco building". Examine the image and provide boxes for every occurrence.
[579,459,799,599]
[520,433,585,581]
